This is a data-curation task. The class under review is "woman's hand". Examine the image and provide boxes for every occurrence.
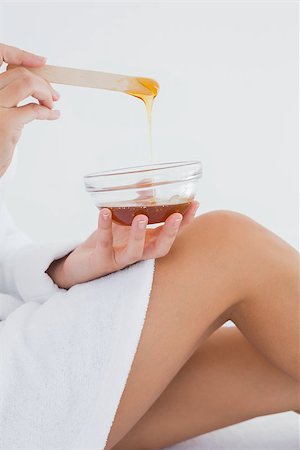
[47,201,199,289]
[0,43,60,176]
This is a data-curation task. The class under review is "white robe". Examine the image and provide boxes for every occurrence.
[0,159,155,449]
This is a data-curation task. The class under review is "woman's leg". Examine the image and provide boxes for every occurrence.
[113,327,299,449]
[105,211,299,449]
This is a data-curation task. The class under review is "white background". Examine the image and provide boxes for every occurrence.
[0,1,298,247]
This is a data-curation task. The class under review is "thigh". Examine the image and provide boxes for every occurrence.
[105,214,243,449]
[106,211,299,449]
[114,327,299,449]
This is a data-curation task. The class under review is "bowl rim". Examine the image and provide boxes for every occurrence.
[84,160,202,179]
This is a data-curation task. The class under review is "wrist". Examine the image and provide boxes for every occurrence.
[47,255,71,289]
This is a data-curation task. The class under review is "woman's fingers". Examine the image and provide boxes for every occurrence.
[149,213,183,258]
[0,77,53,109]
[120,215,148,265]
[0,67,60,109]
[10,103,60,124]
[2,67,60,100]
[122,202,198,263]
[0,43,46,67]
[0,71,59,109]
[96,208,114,260]
[147,202,198,257]
[180,200,199,228]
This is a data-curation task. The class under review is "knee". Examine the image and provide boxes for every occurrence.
[181,210,254,249]
[194,209,252,232]
[156,210,257,296]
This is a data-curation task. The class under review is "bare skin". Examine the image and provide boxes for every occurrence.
[114,327,299,449]
[105,211,299,449]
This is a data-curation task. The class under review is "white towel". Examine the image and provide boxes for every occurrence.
[0,155,156,448]
[0,249,155,449]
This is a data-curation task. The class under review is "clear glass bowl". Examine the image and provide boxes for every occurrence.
[84,160,202,225]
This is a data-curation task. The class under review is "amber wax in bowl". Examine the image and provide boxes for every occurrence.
[84,161,202,226]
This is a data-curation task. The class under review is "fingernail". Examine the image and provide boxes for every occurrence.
[138,220,147,230]
[102,209,110,220]
[53,89,60,99]
[38,55,47,62]
[173,217,182,227]
[52,110,60,118]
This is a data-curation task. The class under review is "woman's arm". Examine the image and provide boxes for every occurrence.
[0,43,198,295]
[47,203,199,289]
[0,44,71,305]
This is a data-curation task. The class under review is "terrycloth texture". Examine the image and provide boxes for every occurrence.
[0,158,155,449]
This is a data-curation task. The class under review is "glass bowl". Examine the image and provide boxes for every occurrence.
[84,160,202,226]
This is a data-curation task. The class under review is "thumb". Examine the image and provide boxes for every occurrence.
[11,103,60,124]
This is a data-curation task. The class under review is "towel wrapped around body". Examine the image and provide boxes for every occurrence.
[0,157,155,449]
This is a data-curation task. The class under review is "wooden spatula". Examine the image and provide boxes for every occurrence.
[9,64,159,99]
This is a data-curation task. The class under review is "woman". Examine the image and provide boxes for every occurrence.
[0,44,298,450]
